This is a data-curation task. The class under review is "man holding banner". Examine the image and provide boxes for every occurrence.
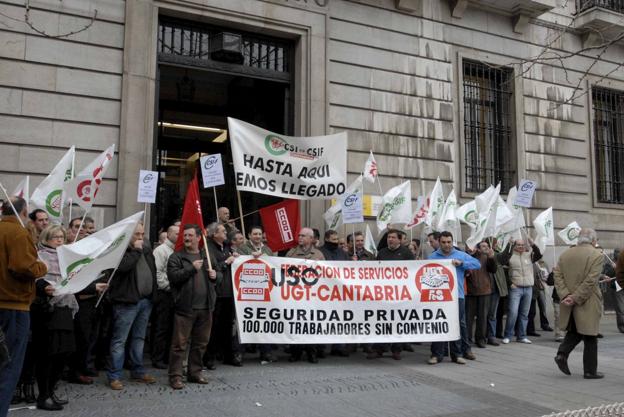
[428,232,481,365]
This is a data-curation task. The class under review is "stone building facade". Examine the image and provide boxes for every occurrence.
[1,0,623,249]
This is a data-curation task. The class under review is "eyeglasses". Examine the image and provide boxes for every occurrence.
[50,235,65,240]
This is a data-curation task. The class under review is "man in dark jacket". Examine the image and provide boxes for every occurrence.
[167,224,216,389]
[205,222,241,368]
[106,222,157,390]
[319,230,349,261]
[368,229,414,360]
[348,232,375,261]
[465,241,497,349]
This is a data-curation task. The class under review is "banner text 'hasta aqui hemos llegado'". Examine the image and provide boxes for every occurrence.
[231,256,460,344]
[227,118,347,200]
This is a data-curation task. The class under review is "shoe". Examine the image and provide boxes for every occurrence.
[476,341,486,349]
[554,354,571,375]
[152,361,168,369]
[366,351,382,360]
[427,356,440,365]
[169,377,184,390]
[306,352,318,364]
[597,333,604,338]
[109,380,124,390]
[288,354,301,363]
[583,372,604,379]
[316,350,326,359]
[132,374,157,384]
[187,375,209,384]
[403,344,415,352]
[391,351,401,360]
[22,383,36,403]
[542,326,554,331]
[51,391,68,406]
[204,361,216,370]
[451,356,466,365]
[84,368,98,377]
[69,375,93,385]
[463,351,476,360]
[527,332,541,337]
[228,354,243,367]
[259,353,275,363]
[555,336,564,342]
[330,349,349,357]
[517,338,532,344]
[487,338,500,346]
[11,385,23,405]
[36,398,63,411]
[501,338,510,344]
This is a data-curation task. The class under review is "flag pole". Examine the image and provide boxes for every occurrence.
[73,211,88,243]
[376,176,383,196]
[213,187,219,222]
[95,267,119,309]
[352,223,356,258]
[67,149,76,225]
[0,181,25,228]
[236,190,246,238]
[202,234,213,270]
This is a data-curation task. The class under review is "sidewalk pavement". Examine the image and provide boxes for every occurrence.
[9,316,623,417]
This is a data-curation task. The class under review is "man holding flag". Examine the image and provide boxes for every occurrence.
[106,222,157,390]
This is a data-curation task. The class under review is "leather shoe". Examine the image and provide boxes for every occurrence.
[307,353,319,364]
[542,326,554,331]
[187,375,209,384]
[583,372,604,379]
[51,392,68,406]
[37,398,63,411]
[132,374,156,384]
[391,351,401,360]
[476,341,486,348]
[70,375,93,385]
[228,355,243,367]
[152,361,168,369]
[109,380,124,390]
[366,351,382,360]
[170,377,184,390]
[527,332,541,337]
[487,338,500,346]
[554,354,571,375]
[464,351,476,360]
[204,361,216,370]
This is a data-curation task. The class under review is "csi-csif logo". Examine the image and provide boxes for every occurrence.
[142,173,155,183]
[203,155,219,170]
[520,181,535,192]
[344,193,359,207]
[265,135,288,156]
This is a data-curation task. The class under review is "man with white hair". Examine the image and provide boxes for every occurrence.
[554,228,604,379]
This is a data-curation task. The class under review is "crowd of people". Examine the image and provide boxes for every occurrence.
[0,197,621,416]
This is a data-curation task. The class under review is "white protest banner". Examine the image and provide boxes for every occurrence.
[137,170,158,204]
[533,207,554,253]
[232,256,459,344]
[228,118,347,200]
[340,175,364,224]
[515,179,537,207]
[199,153,225,188]
[558,221,581,246]
[55,211,144,295]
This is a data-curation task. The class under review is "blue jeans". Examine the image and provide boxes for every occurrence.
[504,286,532,339]
[487,287,500,339]
[107,298,152,381]
[431,298,470,358]
[0,310,30,417]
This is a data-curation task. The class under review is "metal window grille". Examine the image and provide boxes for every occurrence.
[576,0,624,14]
[463,60,515,193]
[157,18,290,74]
[593,87,624,204]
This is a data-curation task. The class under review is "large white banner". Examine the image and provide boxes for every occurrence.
[228,118,347,200]
[231,256,460,344]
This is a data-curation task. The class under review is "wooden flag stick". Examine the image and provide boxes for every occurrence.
[213,187,219,223]
[73,211,88,243]
[202,234,213,270]
[229,209,260,222]
[236,190,246,238]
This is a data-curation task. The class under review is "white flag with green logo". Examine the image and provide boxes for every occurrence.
[376,180,412,233]
[558,221,581,246]
[436,189,461,244]
[64,144,115,211]
[54,211,144,295]
[533,207,554,253]
[30,147,74,222]
[365,224,377,257]
[425,177,444,228]
[323,203,342,230]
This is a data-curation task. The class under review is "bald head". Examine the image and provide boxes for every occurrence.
[217,207,230,223]
[167,225,179,244]
[297,227,314,249]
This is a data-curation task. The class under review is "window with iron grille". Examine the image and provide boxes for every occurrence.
[593,87,624,204]
[576,0,624,14]
[463,60,515,193]
[157,18,291,76]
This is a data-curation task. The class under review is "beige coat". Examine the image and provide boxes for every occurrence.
[554,243,603,336]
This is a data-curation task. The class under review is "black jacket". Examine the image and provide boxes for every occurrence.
[167,249,216,316]
[376,245,414,261]
[107,246,157,304]
[320,243,350,261]
[207,239,234,298]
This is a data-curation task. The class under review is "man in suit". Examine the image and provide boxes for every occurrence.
[554,228,604,379]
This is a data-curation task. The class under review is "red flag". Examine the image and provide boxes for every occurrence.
[259,199,300,252]
[175,172,205,251]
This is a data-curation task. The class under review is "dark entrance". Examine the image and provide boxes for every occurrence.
[152,17,294,239]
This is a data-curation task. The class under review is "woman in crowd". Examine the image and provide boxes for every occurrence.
[33,225,78,411]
